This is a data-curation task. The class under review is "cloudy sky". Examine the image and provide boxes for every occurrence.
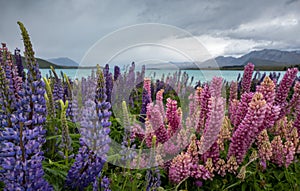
[0,0,300,65]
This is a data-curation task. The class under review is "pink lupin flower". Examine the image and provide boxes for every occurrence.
[186,135,199,164]
[283,140,295,168]
[271,135,285,167]
[227,93,267,164]
[241,63,255,93]
[215,159,227,177]
[229,81,238,101]
[156,89,165,117]
[166,98,180,136]
[198,96,225,156]
[287,81,300,115]
[257,129,272,167]
[147,104,168,144]
[210,77,223,98]
[257,76,276,104]
[256,76,280,132]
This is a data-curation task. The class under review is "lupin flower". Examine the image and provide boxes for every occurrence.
[65,67,111,190]
[144,78,152,102]
[166,98,180,136]
[217,116,232,151]
[287,81,300,115]
[114,65,120,81]
[145,167,161,191]
[14,48,25,80]
[241,63,254,93]
[140,88,151,123]
[271,136,284,167]
[0,22,52,190]
[197,85,211,132]
[156,89,165,117]
[227,93,266,164]
[146,103,168,144]
[256,76,280,132]
[199,77,225,162]
[275,68,298,119]
[232,92,254,128]
[257,129,272,167]
[226,156,239,174]
[168,152,192,184]
[228,81,238,118]
[215,159,226,177]
[105,72,113,103]
[190,164,213,181]
[283,140,295,168]
[101,176,111,191]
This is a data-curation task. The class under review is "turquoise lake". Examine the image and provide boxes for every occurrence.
[40,68,287,84]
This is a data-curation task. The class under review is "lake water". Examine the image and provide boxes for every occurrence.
[40,68,287,84]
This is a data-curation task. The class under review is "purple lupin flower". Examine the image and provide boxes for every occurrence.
[227,93,267,164]
[0,22,52,190]
[14,48,25,80]
[232,92,254,129]
[114,65,120,81]
[139,80,151,123]
[145,167,161,191]
[65,67,111,190]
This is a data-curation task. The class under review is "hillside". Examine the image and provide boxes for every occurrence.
[48,57,79,67]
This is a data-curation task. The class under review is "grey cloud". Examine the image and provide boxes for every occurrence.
[0,0,299,62]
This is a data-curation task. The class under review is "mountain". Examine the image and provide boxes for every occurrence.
[161,49,300,70]
[16,57,80,69]
[48,57,79,67]
[202,49,300,70]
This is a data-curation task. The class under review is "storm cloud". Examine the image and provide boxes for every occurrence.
[0,0,299,63]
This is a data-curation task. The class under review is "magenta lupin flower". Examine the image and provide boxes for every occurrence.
[228,93,267,164]
[275,68,298,118]
[190,164,213,180]
[241,63,254,93]
[168,152,192,184]
[197,85,211,132]
[293,110,300,137]
[229,81,238,118]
